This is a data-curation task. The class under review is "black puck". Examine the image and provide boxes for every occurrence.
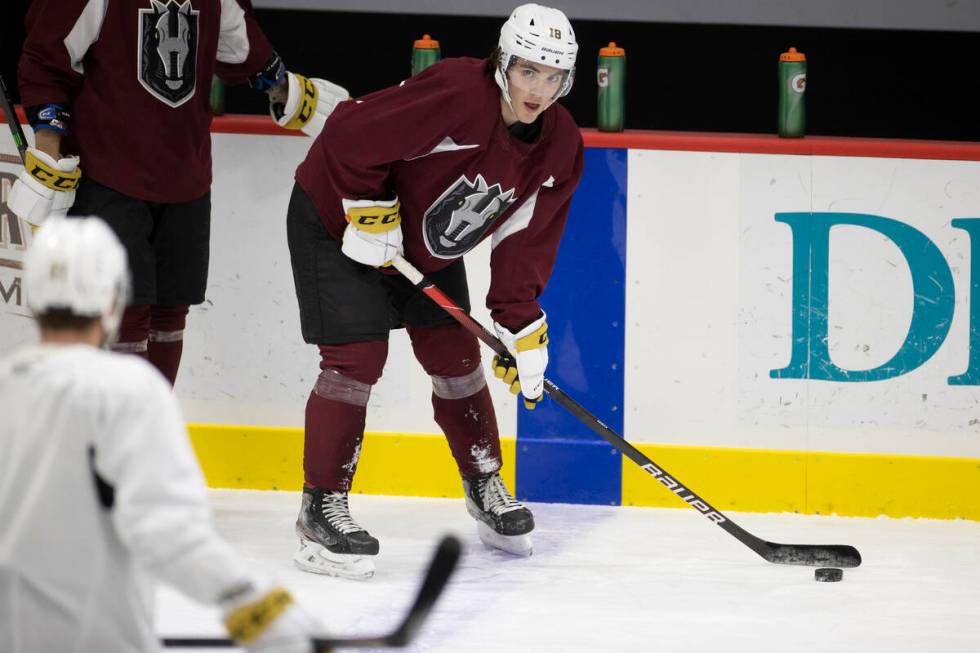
[814,567,843,582]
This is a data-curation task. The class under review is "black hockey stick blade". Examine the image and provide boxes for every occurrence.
[162,535,462,650]
[760,541,862,568]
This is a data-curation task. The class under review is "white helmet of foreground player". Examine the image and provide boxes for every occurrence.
[24,216,130,338]
[495,4,578,113]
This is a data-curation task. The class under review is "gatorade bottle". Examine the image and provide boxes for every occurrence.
[778,47,806,138]
[412,34,441,76]
[209,74,225,116]
[597,42,626,132]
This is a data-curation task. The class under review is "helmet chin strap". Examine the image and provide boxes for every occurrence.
[495,64,516,116]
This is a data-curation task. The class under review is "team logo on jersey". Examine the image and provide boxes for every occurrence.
[138,0,200,108]
[423,174,517,258]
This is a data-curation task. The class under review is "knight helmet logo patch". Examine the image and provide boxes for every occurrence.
[423,174,517,258]
[138,0,200,107]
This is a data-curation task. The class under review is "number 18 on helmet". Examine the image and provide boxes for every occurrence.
[494,4,578,110]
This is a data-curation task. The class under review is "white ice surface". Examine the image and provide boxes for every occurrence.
[157,490,980,653]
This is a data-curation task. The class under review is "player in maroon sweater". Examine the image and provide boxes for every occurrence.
[9,0,346,386]
[287,4,583,578]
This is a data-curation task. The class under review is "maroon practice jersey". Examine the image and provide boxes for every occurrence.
[296,57,584,331]
[18,0,274,203]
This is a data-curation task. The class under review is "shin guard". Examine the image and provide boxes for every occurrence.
[303,342,387,490]
[409,323,503,477]
[432,383,502,477]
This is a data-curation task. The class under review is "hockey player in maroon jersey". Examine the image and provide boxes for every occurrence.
[8,0,347,386]
[286,4,584,578]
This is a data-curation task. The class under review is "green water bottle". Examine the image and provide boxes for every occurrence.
[778,47,806,138]
[412,34,441,76]
[209,74,225,116]
[597,42,626,132]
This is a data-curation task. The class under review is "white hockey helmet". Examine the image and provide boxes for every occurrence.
[24,215,129,337]
[495,4,578,109]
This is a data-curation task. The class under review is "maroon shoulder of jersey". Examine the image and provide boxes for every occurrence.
[541,101,584,184]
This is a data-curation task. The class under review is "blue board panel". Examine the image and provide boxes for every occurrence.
[516,147,628,505]
[516,437,621,505]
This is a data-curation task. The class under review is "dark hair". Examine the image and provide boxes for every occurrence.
[485,47,502,76]
[36,309,99,331]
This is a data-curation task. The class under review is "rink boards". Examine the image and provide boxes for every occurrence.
[2,115,979,519]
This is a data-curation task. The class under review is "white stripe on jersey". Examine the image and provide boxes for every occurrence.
[64,0,109,74]
[492,189,538,250]
[404,136,481,161]
[217,0,251,64]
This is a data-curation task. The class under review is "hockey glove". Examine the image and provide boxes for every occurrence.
[222,583,320,653]
[341,198,403,267]
[7,148,80,227]
[493,314,549,409]
[271,72,349,137]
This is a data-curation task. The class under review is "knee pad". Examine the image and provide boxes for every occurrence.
[112,304,150,353]
[149,304,189,343]
[408,323,486,399]
[430,366,487,400]
[314,341,388,406]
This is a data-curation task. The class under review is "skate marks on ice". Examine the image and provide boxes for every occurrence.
[156,491,980,653]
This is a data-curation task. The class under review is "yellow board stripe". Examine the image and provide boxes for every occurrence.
[621,442,980,521]
[186,424,515,497]
[187,424,979,521]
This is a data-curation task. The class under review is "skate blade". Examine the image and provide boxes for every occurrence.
[293,539,376,580]
[476,521,533,557]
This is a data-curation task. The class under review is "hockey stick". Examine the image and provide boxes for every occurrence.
[0,73,28,163]
[391,254,862,569]
[162,534,462,650]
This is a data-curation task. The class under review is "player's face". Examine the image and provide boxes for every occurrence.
[504,59,568,124]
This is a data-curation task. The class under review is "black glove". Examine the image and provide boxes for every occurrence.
[249,52,287,92]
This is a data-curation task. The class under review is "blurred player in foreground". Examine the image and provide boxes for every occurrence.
[0,216,319,653]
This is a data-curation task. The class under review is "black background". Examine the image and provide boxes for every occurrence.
[3,4,978,141]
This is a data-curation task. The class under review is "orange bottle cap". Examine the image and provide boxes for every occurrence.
[780,47,806,62]
[414,34,440,49]
[599,41,625,57]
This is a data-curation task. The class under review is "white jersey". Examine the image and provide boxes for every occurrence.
[0,344,254,653]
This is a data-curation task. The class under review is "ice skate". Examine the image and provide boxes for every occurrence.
[462,472,534,557]
[293,487,379,580]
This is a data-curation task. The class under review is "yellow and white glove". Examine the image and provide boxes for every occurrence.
[222,583,320,653]
[341,197,403,267]
[271,72,349,137]
[492,313,549,409]
[7,148,80,226]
